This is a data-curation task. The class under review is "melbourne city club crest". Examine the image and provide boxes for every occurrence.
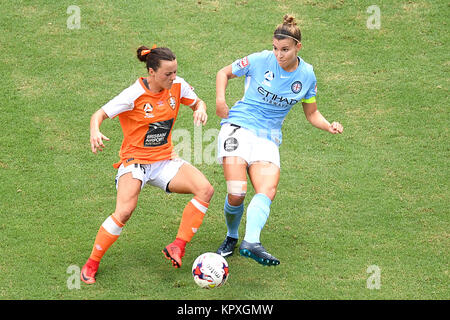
[291,81,302,94]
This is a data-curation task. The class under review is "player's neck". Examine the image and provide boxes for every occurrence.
[281,57,299,73]
[146,77,164,93]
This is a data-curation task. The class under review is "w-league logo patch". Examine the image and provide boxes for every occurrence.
[143,103,154,118]
[264,70,274,81]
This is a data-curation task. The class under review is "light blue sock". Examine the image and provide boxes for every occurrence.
[224,195,244,239]
[244,193,271,243]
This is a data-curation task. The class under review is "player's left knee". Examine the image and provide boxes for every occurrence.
[113,207,135,224]
[257,187,277,201]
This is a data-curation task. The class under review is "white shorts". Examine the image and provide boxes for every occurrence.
[115,158,186,192]
[217,123,280,168]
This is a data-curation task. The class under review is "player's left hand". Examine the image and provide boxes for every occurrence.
[328,121,343,134]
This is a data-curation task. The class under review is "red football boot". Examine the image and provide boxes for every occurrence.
[80,258,99,284]
[162,239,186,268]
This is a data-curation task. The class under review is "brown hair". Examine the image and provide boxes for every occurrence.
[273,14,301,43]
[136,45,176,71]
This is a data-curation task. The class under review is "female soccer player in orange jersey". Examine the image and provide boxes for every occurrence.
[80,45,214,284]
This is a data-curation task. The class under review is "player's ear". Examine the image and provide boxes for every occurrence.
[148,67,156,77]
[296,41,302,51]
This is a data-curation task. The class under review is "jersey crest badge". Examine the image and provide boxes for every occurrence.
[291,81,302,94]
[168,96,176,110]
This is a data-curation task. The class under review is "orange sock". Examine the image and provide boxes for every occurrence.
[89,215,124,262]
[176,197,209,243]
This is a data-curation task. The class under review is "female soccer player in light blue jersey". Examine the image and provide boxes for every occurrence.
[215,15,343,266]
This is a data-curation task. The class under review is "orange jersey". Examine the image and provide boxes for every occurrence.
[101,76,198,168]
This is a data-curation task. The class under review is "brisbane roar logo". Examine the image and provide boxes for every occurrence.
[167,96,176,109]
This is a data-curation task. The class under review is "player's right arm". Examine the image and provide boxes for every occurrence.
[90,108,110,154]
[216,64,237,119]
[90,80,144,154]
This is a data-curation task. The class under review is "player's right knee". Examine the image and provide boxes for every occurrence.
[227,194,245,207]
[226,180,247,205]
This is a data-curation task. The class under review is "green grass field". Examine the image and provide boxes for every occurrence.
[0,0,448,300]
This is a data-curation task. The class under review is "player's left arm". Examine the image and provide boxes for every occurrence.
[192,99,208,126]
[302,101,343,134]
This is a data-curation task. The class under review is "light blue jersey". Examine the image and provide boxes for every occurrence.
[221,50,317,146]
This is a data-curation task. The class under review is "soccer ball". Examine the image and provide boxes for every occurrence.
[192,252,229,289]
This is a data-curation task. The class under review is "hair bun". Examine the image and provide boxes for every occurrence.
[137,45,150,62]
[283,14,297,26]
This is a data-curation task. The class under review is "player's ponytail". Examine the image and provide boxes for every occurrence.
[136,45,176,71]
[274,14,301,43]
